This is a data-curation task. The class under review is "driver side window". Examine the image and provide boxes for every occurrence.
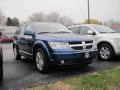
[24,25,33,35]
[80,26,92,35]
[26,25,33,32]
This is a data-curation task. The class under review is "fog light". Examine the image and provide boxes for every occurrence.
[61,60,64,64]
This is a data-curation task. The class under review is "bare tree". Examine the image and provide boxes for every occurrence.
[44,12,60,23]
[28,11,75,26]
[104,20,120,26]
[0,9,6,25]
[29,12,45,22]
[59,16,74,26]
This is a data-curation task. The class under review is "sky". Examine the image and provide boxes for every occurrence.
[0,0,120,23]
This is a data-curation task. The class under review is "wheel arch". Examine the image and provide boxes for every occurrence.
[33,41,51,60]
[97,41,115,54]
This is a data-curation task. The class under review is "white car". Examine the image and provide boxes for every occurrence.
[68,24,120,60]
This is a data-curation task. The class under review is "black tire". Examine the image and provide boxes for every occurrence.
[35,49,49,73]
[0,47,3,81]
[13,46,21,60]
[98,43,114,60]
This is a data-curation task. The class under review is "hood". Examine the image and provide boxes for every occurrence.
[36,33,93,42]
[98,33,120,38]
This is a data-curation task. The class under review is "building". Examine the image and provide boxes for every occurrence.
[0,26,17,37]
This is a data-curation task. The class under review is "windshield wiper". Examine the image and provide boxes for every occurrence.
[38,32,51,34]
[100,32,107,33]
[55,31,71,33]
[38,31,71,34]
[100,32,116,33]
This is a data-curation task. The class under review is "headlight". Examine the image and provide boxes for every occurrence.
[92,41,97,49]
[48,42,70,49]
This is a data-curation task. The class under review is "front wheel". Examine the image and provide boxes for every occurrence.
[98,44,114,60]
[13,46,21,60]
[35,49,49,73]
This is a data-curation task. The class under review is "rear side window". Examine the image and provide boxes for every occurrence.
[69,27,80,34]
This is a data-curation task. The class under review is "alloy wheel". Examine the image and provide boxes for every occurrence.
[100,46,110,60]
[36,51,44,71]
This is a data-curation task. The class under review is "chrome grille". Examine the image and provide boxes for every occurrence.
[69,41,93,50]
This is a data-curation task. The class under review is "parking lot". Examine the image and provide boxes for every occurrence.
[0,44,120,90]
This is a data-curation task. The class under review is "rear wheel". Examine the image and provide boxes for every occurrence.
[35,49,49,73]
[13,46,21,60]
[98,44,114,60]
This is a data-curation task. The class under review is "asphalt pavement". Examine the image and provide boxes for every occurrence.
[0,44,120,90]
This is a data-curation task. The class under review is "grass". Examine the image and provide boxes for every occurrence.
[22,67,120,90]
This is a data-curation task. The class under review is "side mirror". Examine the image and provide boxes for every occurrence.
[88,30,96,35]
[24,31,34,36]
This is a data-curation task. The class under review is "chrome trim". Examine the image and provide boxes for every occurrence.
[69,41,93,50]
[19,50,32,55]
[69,44,83,47]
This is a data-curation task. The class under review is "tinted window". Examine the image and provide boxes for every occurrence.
[69,27,80,34]
[80,26,92,35]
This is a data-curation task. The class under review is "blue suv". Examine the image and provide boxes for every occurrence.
[13,22,97,73]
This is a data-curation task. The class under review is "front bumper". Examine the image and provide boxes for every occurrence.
[51,49,97,65]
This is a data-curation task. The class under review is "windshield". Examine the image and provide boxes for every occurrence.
[35,23,72,34]
[92,25,116,33]
[111,28,120,33]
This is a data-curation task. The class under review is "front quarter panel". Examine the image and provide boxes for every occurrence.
[33,40,52,60]
[96,37,118,54]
